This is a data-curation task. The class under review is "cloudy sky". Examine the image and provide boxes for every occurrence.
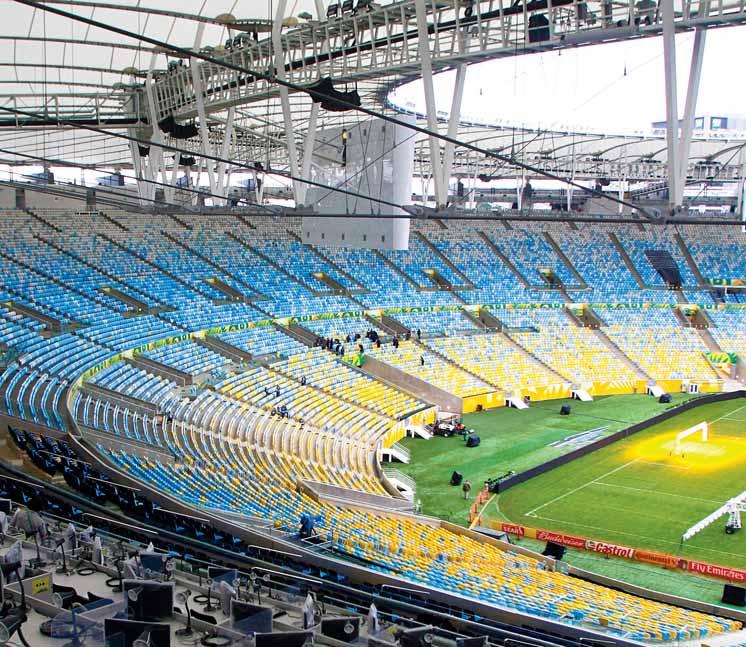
[391,26,746,134]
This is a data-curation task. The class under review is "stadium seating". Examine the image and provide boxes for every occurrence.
[0,211,741,644]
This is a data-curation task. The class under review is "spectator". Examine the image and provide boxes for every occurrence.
[416,328,421,341]
[420,355,425,366]
[11,499,47,539]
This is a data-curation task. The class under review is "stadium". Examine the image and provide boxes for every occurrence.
[0,0,745,646]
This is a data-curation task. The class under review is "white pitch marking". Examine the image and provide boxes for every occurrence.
[712,404,746,424]
[593,481,723,505]
[526,459,639,516]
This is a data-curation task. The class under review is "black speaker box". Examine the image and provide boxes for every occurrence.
[659,393,671,403]
[450,471,463,486]
[560,405,571,415]
[722,584,746,606]
[542,541,566,560]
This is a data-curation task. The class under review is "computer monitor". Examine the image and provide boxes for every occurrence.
[0,499,12,515]
[321,617,360,643]
[139,552,166,577]
[456,638,489,647]
[207,566,237,586]
[231,599,273,635]
[104,618,170,647]
[398,626,436,647]
[123,580,174,622]
[254,630,313,647]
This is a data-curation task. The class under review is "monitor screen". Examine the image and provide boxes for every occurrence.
[231,599,273,635]
[104,618,170,647]
[0,499,12,515]
[139,552,165,576]
[255,631,312,647]
[207,566,237,586]
[123,580,174,622]
[456,638,488,647]
[321,617,360,643]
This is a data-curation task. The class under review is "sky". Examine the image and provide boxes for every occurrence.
[390,26,746,134]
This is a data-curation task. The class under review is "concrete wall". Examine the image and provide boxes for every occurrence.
[360,355,462,414]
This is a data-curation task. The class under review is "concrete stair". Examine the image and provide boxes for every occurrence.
[35,233,168,310]
[98,211,130,231]
[543,231,588,288]
[415,339,500,390]
[501,332,570,384]
[161,230,269,302]
[608,232,647,288]
[591,327,651,382]
[414,231,475,288]
[226,231,323,296]
[286,230,368,292]
[372,250,423,289]
[98,232,214,301]
[477,229,533,288]
[26,209,63,233]
[674,232,708,287]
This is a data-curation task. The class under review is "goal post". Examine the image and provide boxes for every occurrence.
[673,421,709,455]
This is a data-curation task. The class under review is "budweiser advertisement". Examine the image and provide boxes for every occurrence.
[491,521,746,583]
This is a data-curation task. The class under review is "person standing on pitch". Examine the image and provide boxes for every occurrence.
[462,480,472,499]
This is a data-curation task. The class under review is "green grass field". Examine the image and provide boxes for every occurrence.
[495,397,746,569]
[398,393,696,525]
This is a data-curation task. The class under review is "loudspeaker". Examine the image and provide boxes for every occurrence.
[659,393,671,404]
[450,471,463,486]
[560,405,571,416]
[542,541,566,560]
[722,584,746,606]
[466,434,481,448]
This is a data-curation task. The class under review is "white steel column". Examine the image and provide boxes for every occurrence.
[441,63,468,203]
[296,0,329,208]
[216,107,235,202]
[272,0,302,204]
[415,0,447,207]
[144,54,167,203]
[661,0,680,210]
[190,58,218,197]
[298,103,320,207]
[677,27,707,206]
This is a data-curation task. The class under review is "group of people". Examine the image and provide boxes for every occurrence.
[315,336,347,356]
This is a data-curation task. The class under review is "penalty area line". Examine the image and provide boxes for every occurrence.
[526,458,639,517]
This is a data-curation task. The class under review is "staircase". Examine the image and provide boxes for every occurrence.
[26,209,63,233]
[226,231,323,295]
[591,328,651,382]
[286,230,368,291]
[98,232,215,301]
[161,230,268,301]
[674,232,708,286]
[477,230,533,288]
[414,231,475,288]
[501,332,569,384]
[168,214,192,230]
[98,211,130,231]
[416,338,499,389]
[543,232,588,287]
[373,250,423,289]
[608,232,646,288]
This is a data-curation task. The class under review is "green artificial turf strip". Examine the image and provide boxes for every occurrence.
[511,537,745,610]
[496,397,746,569]
[398,393,695,525]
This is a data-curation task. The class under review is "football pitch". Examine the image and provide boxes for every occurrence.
[496,397,746,569]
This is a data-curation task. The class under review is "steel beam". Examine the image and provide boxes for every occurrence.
[442,63,468,205]
[272,0,302,204]
[190,58,218,198]
[415,0,447,207]
[661,0,680,211]
[677,27,707,206]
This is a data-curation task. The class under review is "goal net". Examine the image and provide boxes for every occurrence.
[672,421,709,456]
